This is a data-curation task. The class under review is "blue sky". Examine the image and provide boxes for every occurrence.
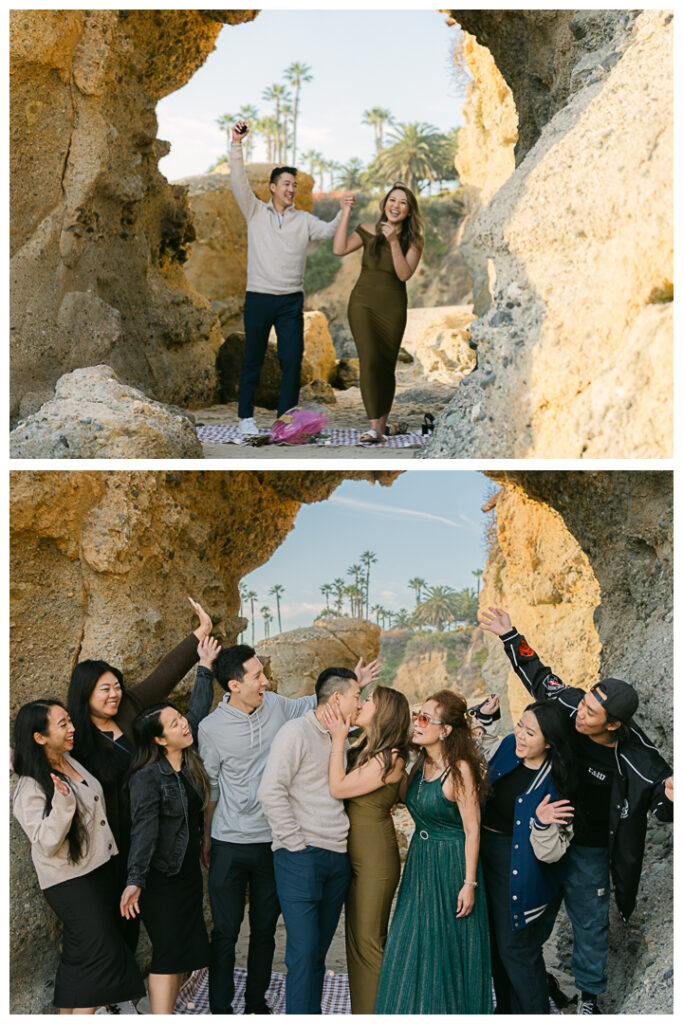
[157,10,468,180]
[242,471,491,642]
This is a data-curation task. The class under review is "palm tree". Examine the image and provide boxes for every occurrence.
[472,569,483,596]
[327,160,343,193]
[262,84,291,161]
[410,585,460,632]
[284,61,313,165]
[245,589,258,644]
[280,103,293,163]
[393,607,411,629]
[371,121,445,193]
[336,157,365,191]
[320,582,333,609]
[408,577,427,608]
[371,603,383,626]
[257,116,279,162]
[362,107,394,155]
[237,103,259,161]
[360,551,378,619]
[332,577,346,614]
[261,605,273,639]
[269,584,285,633]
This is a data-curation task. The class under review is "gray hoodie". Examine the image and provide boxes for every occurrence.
[198,680,316,844]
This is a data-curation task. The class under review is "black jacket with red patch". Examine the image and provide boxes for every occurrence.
[500,627,673,920]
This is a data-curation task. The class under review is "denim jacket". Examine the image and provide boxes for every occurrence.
[125,666,213,888]
[126,756,203,887]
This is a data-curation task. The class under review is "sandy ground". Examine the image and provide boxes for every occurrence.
[190,366,456,461]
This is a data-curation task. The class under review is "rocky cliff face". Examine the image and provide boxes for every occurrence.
[10,10,257,422]
[422,9,672,458]
[479,471,672,1012]
[9,469,398,1012]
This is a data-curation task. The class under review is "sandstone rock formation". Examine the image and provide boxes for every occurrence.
[400,306,476,386]
[9,365,204,459]
[10,10,257,423]
[477,470,672,1012]
[421,10,673,458]
[257,618,380,699]
[9,469,398,1013]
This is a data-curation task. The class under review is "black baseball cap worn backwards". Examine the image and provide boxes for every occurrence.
[589,678,639,723]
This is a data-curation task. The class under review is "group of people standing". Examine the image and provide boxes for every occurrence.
[230,118,424,444]
[12,600,673,1015]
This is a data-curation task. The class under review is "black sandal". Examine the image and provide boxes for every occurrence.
[421,413,435,435]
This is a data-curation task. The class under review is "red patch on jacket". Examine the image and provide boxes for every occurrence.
[518,638,535,658]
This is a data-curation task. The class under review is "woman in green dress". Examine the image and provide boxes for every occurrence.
[333,185,424,443]
[375,689,493,1015]
[321,686,411,1013]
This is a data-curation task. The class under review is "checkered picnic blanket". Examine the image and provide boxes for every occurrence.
[175,967,351,1014]
[173,967,561,1014]
[196,424,425,448]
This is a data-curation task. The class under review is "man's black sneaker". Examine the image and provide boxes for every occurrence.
[546,973,572,1010]
[578,993,602,1014]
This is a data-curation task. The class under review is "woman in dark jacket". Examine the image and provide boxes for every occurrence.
[120,700,211,1013]
[476,696,575,1014]
[67,597,215,949]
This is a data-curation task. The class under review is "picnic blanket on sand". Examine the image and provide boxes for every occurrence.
[175,967,350,1014]
[173,966,562,1014]
[196,424,425,448]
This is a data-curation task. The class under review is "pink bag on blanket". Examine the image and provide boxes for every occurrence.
[269,407,329,444]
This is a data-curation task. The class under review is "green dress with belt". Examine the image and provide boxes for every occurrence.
[344,779,402,1014]
[347,225,408,420]
[374,769,493,1014]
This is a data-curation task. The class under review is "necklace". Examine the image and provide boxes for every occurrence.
[417,755,445,798]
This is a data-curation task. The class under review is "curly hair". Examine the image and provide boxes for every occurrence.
[416,689,489,804]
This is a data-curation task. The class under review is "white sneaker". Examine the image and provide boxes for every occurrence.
[238,417,258,435]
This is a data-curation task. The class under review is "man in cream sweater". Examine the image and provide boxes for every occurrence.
[258,667,362,1014]
[230,118,342,434]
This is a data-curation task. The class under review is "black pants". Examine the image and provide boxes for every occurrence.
[208,839,280,1013]
[480,829,561,1014]
[238,291,304,418]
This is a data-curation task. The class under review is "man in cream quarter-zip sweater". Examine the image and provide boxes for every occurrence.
[230,118,343,434]
[258,667,363,1015]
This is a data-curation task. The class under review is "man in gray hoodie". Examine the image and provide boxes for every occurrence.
[197,644,377,1014]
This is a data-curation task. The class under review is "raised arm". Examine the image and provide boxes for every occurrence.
[186,635,221,740]
[230,120,260,221]
[332,193,363,255]
[478,606,574,705]
[126,597,212,710]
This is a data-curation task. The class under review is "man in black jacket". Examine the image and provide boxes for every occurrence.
[479,607,673,1015]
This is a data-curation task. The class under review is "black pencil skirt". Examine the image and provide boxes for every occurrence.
[43,860,145,1009]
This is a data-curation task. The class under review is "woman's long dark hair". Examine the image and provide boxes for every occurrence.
[128,703,209,805]
[523,700,577,799]
[346,686,411,782]
[13,699,89,864]
[417,689,489,803]
[67,660,125,787]
[371,183,424,261]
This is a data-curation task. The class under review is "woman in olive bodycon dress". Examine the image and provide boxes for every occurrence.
[333,186,424,442]
[321,686,411,1013]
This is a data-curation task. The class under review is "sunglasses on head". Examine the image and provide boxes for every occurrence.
[411,711,442,728]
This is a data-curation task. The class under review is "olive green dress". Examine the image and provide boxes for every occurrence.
[347,225,408,420]
[375,770,493,1014]
[345,779,402,1014]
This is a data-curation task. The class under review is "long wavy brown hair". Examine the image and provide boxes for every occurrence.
[416,689,489,803]
[346,685,411,783]
[371,183,424,261]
